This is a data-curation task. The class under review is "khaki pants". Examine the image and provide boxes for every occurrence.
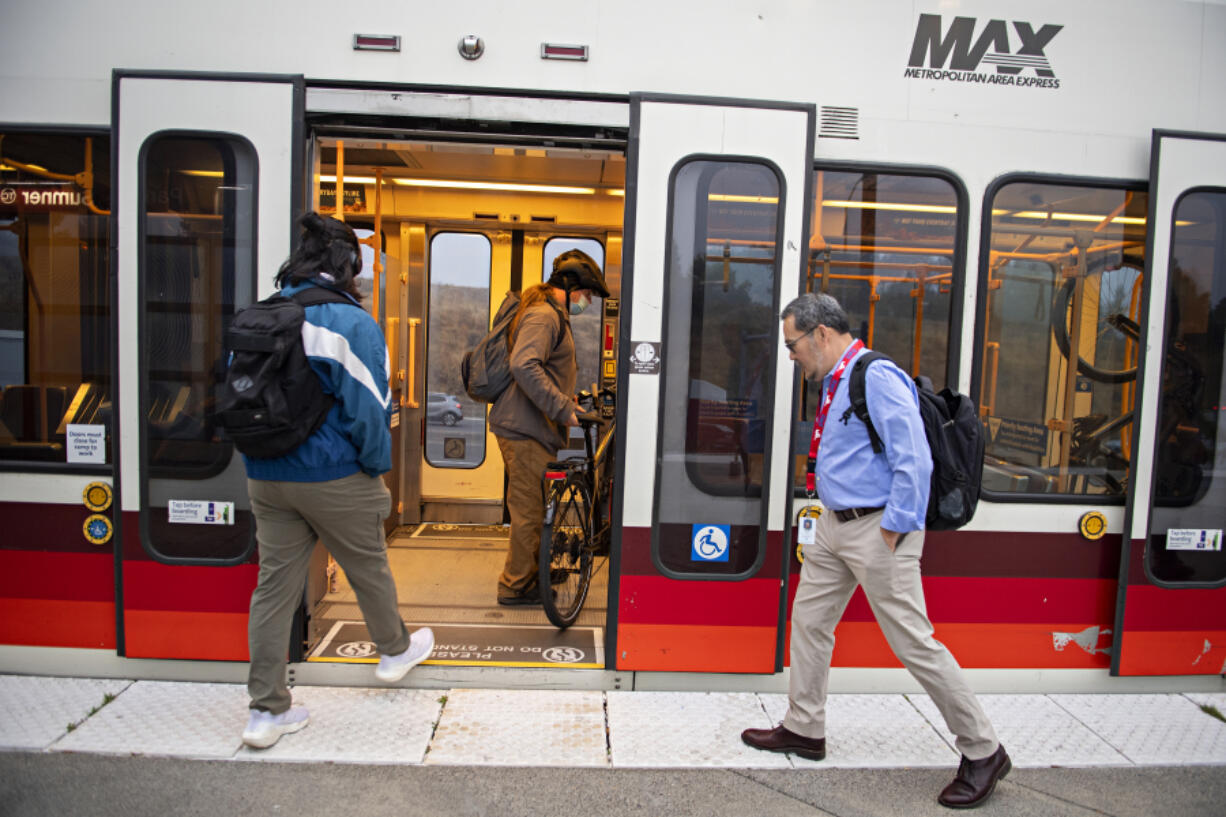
[784,509,999,760]
[496,435,556,597]
[247,472,409,713]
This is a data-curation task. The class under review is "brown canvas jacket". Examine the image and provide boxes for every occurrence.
[489,300,575,451]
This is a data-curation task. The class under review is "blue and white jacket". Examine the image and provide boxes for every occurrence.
[242,280,394,482]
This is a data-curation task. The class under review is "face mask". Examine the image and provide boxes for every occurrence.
[569,292,591,316]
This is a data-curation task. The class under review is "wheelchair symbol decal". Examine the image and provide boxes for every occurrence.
[691,524,730,562]
[542,647,585,664]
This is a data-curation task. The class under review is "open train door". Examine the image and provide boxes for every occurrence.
[1112,131,1226,676]
[612,94,814,673]
[113,72,302,659]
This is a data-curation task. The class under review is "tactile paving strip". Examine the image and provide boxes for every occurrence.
[759,693,957,768]
[52,680,250,758]
[1050,693,1226,765]
[907,694,1131,768]
[236,686,442,764]
[0,675,132,750]
[606,691,790,768]
[425,688,608,766]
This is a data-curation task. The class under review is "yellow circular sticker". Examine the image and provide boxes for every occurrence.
[83,481,113,512]
[1078,510,1107,541]
[83,513,113,545]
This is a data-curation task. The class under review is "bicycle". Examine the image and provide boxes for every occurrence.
[539,386,615,629]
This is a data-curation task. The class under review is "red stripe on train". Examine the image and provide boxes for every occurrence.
[784,576,1117,625]
[0,501,108,553]
[0,550,113,601]
[123,562,258,613]
[1122,584,1226,631]
[617,574,782,626]
[0,598,115,649]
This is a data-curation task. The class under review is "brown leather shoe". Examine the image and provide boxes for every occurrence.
[938,744,1011,809]
[741,724,826,761]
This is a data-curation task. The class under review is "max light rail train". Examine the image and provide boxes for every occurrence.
[1,0,1224,691]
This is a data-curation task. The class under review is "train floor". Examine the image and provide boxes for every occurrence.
[306,523,609,669]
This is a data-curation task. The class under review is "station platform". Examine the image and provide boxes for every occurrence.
[3,672,1225,770]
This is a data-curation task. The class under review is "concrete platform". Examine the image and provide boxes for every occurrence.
[4,673,1225,769]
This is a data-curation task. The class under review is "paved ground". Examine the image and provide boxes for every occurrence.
[2,674,1225,815]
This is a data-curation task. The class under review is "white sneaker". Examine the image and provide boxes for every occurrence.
[375,627,435,683]
[241,706,310,749]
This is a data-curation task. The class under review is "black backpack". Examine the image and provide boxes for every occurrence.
[843,351,984,530]
[460,292,566,404]
[215,287,358,459]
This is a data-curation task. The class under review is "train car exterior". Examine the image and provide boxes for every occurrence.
[1,0,1224,689]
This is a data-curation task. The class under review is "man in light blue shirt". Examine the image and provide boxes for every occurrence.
[742,293,1009,810]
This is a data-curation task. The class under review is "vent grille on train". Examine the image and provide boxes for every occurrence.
[819,106,859,140]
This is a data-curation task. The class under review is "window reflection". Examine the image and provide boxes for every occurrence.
[656,160,781,577]
[0,132,111,466]
[981,182,1147,497]
[141,133,255,561]
[1148,190,1225,584]
[426,232,490,468]
[797,170,957,486]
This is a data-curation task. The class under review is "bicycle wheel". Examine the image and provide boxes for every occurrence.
[539,478,593,629]
[1050,262,1141,384]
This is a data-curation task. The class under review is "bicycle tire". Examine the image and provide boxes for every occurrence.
[539,478,594,629]
[1050,265,1140,384]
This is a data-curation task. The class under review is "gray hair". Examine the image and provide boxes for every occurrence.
[780,293,850,334]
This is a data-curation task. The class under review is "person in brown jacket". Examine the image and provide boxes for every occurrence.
[490,250,609,605]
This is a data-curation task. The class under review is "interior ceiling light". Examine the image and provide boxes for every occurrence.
[709,194,779,204]
[319,175,378,184]
[823,199,955,214]
[318,175,603,194]
[392,178,595,195]
[1000,210,1146,225]
[179,170,225,178]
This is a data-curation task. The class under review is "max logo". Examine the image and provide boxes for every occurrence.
[908,14,1062,79]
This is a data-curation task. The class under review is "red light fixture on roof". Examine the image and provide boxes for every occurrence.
[541,43,589,61]
[353,34,400,52]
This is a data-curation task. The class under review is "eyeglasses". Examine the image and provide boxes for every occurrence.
[784,326,816,352]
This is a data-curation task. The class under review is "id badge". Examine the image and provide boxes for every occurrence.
[796,505,823,546]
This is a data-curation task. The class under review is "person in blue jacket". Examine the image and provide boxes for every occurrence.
[241,213,433,750]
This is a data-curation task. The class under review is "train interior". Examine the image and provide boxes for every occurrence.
[302,132,626,669]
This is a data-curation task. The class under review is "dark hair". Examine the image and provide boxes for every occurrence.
[274,212,362,294]
[780,293,851,334]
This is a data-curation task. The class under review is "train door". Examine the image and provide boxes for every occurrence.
[114,72,301,659]
[1113,131,1226,676]
[613,95,815,672]
[300,119,626,666]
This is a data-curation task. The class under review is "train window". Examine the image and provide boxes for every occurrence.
[139,133,256,562]
[543,237,605,455]
[655,159,782,577]
[979,180,1147,498]
[0,132,111,469]
[796,169,960,487]
[1148,189,1226,585]
[426,232,490,468]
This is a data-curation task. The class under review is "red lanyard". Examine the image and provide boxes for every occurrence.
[805,339,864,496]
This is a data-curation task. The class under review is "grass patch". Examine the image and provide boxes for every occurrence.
[1200,704,1225,723]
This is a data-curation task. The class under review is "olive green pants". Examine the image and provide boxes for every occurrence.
[246,472,409,713]
[496,435,557,597]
